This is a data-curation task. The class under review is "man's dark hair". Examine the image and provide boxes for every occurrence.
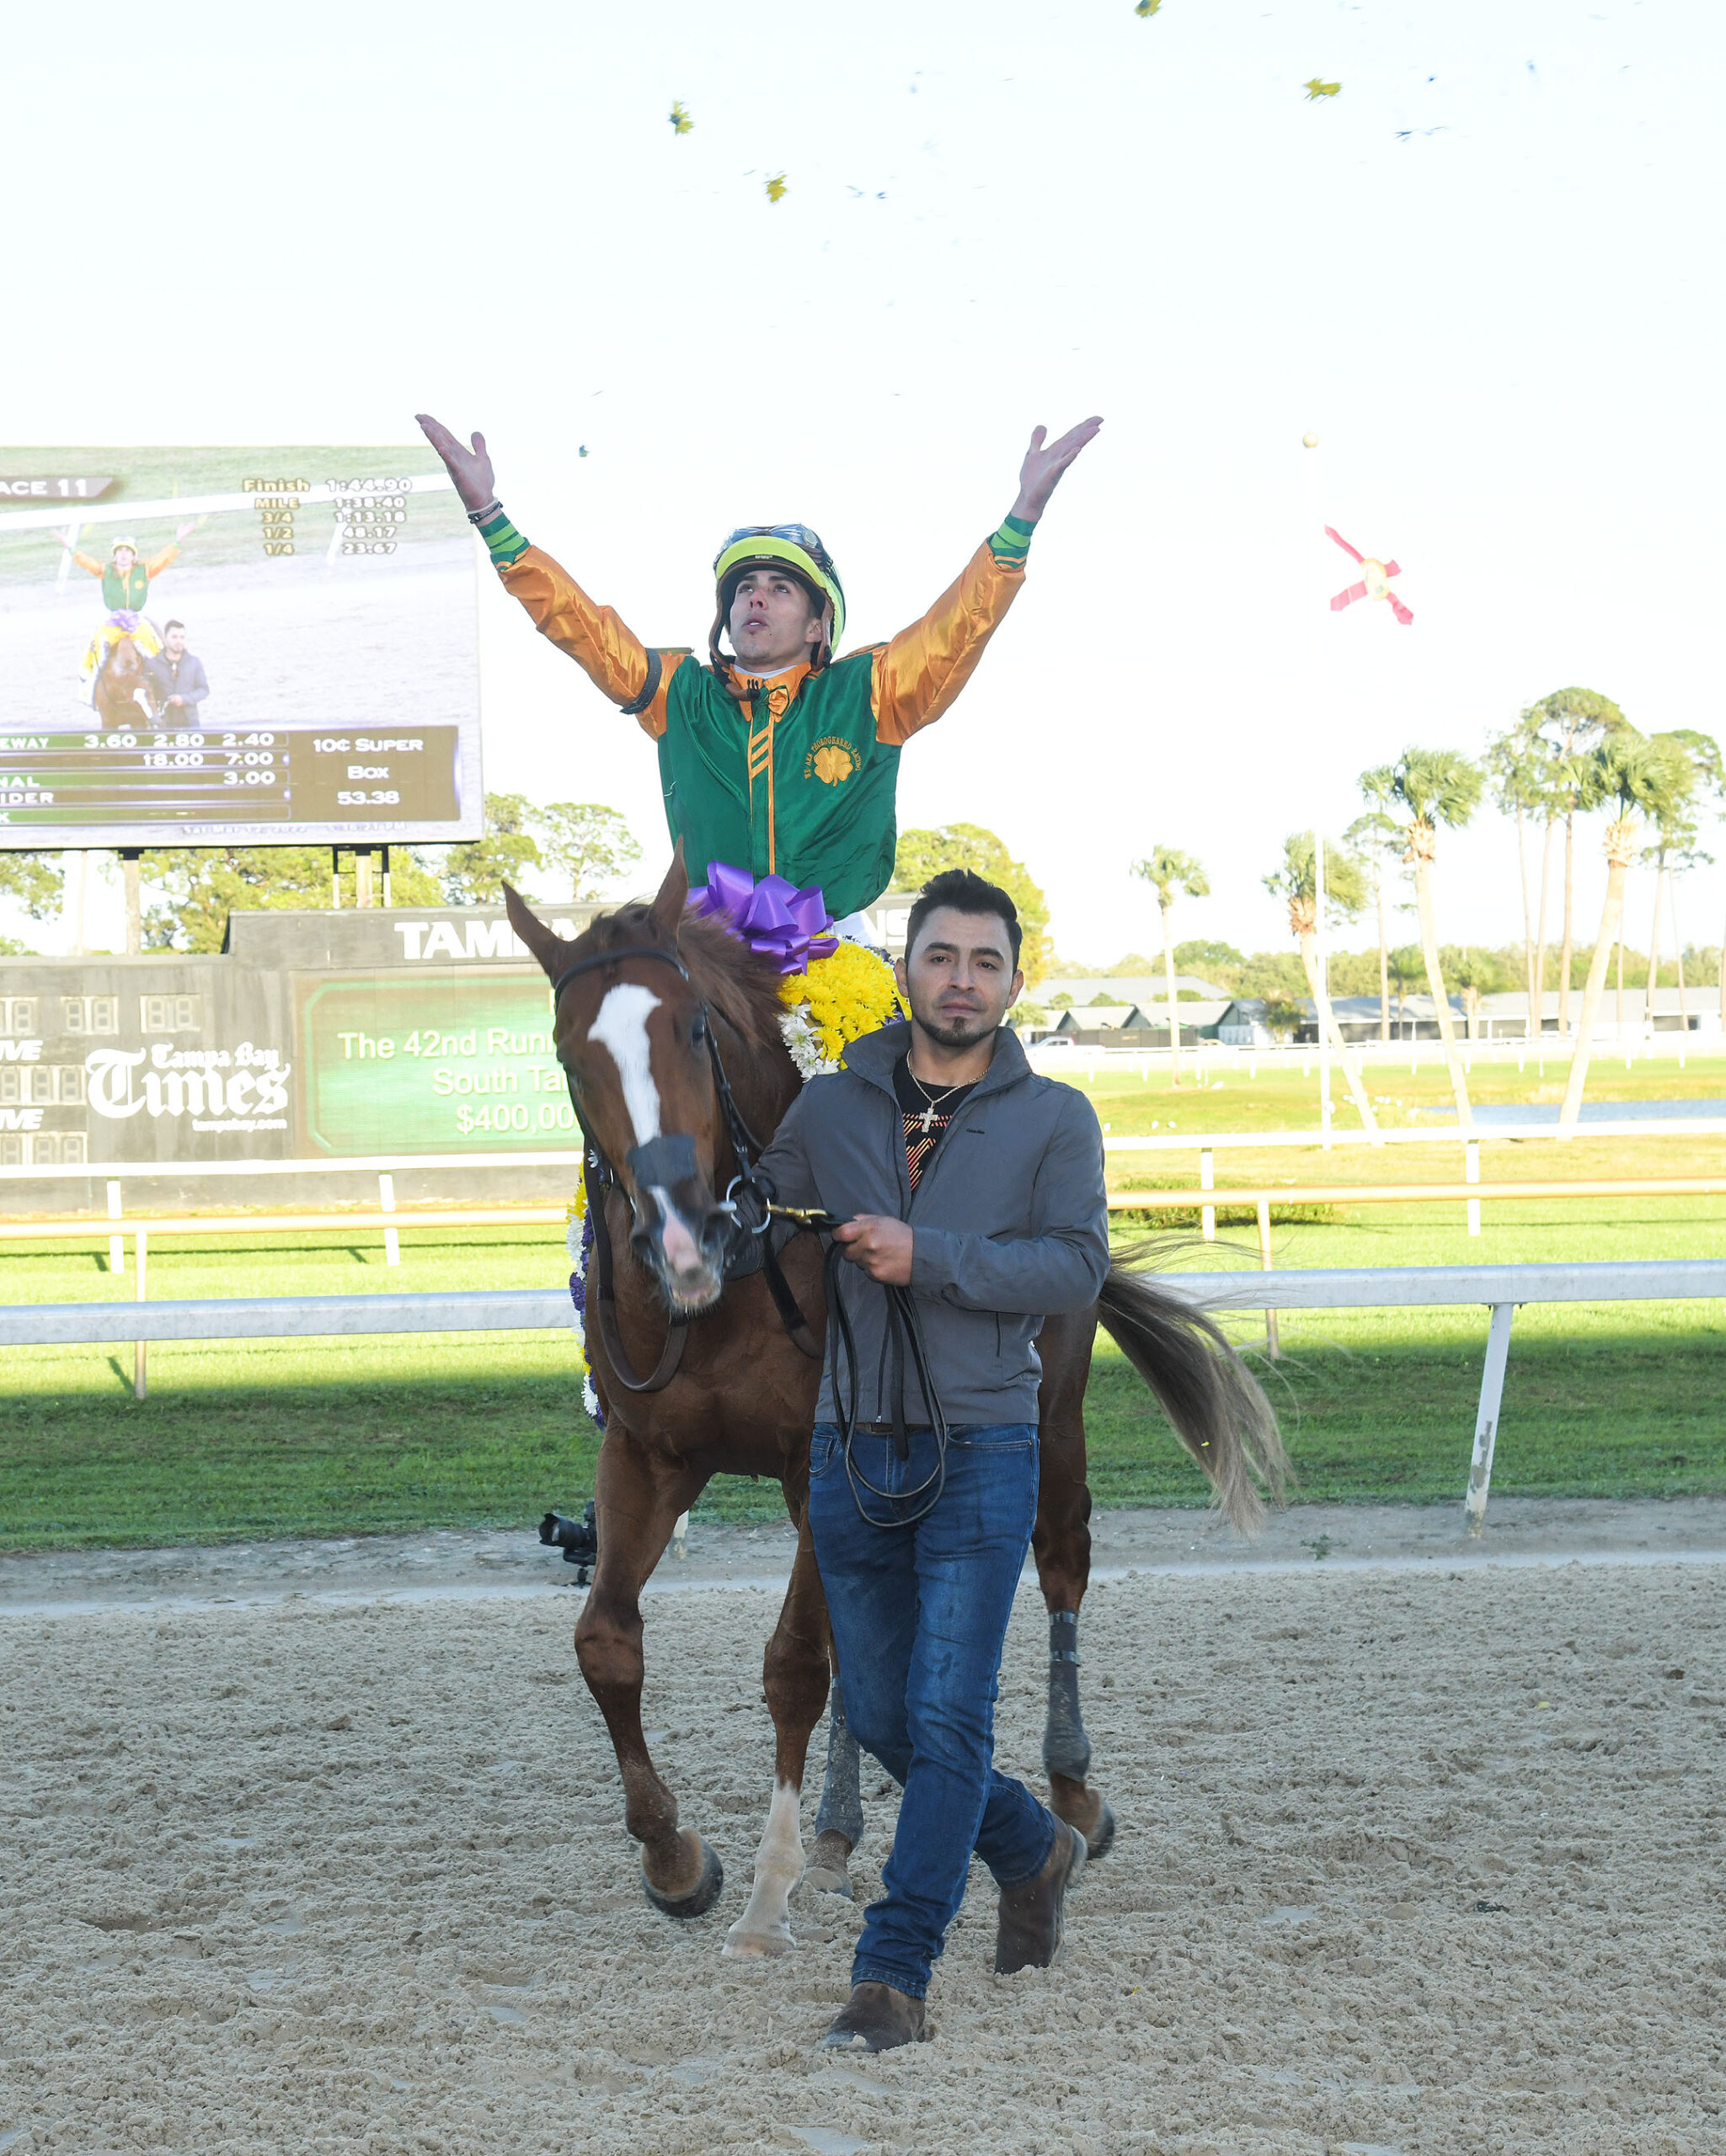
[905,867,1022,968]
[163,619,184,633]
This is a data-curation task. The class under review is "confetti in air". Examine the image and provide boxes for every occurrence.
[765,173,788,202]
[578,446,589,459]
[669,99,692,136]
[1325,528,1413,627]
[1304,77,1341,99]
[1135,0,1162,15]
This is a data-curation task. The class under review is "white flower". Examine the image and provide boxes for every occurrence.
[779,1004,839,1081]
[582,1374,602,1423]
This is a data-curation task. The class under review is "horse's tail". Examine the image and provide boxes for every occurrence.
[1095,1238,1287,1538]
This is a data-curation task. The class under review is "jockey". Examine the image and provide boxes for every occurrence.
[416,413,1101,926]
[64,526,196,694]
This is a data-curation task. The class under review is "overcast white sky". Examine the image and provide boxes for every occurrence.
[6,0,1722,966]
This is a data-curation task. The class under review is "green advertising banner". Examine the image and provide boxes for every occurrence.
[296,971,576,1155]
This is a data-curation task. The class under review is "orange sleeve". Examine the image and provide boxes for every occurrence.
[869,540,1027,747]
[497,544,687,739]
[144,544,179,578]
[71,551,103,576]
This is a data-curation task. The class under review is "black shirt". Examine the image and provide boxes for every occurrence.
[893,1054,977,1192]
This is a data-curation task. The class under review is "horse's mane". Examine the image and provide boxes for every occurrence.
[580,900,793,1063]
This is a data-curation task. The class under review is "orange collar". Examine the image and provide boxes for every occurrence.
[735,660,811,715]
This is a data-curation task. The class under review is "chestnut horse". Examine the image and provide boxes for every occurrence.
[94,632,158,728]
[504,854,1283,1956]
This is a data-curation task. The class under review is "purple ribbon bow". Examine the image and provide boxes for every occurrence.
[688,861,838,974]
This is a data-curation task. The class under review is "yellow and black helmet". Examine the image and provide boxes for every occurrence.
[710,524,847,680]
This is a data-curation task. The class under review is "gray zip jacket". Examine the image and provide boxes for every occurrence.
[758,1020,1109,1428]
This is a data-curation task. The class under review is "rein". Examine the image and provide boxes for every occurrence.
[767,1204,950,1530]
[551,940,820,1395]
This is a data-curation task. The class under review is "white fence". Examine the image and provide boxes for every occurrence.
[4,1259,1719,1536]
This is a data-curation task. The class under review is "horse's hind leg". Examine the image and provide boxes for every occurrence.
[804,1674,863,1898]
[1034,1312,1116,1860]
[574,1437,720,1918]
[725,1514,834,1956]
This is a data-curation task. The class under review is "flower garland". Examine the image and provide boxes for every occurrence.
[778,938,905,1077]
[565,1177,604,1428]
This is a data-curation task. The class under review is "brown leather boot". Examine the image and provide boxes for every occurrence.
[820,1981,927,2052]
[994,1816,1086,1975]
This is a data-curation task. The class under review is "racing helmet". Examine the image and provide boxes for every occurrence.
[710,524,847,681]
[109,535,140,557]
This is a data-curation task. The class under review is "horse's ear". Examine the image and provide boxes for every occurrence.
[647,841,690,942]
[504,882,566,982]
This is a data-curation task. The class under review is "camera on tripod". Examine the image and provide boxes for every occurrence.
[538,1502,598,1584]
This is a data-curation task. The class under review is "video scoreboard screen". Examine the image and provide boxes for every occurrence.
[0,446,484,849]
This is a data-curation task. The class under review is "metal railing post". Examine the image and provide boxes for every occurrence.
[1257,1196,1279,1358]
[1200,1149,1216,1241]
[134,1225,148,1401]
[1463,1301,1515,1537]
[1466,1139,1481,1238]
[108,1177,124,1275]
[379,1172,400,1267]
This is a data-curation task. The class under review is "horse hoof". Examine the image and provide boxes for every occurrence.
[1085,1801,1117,1863]
[722,1916,795,1958]
[800,1862,853,1900]
[641,1833,724,1919]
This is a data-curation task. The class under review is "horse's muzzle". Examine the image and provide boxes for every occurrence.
[626,1134,734,1315]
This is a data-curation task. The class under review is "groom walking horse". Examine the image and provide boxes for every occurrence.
[504,854,1285,1999]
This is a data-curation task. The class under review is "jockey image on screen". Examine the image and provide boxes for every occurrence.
[58,524,196,700]
[416,412,1101,926]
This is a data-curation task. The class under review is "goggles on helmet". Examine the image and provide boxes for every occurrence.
[713,525,847,657]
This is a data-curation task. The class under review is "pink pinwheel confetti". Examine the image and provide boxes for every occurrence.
[689,862,839,973]
[1325,526,1413,626]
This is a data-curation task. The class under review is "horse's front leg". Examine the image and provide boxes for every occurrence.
[724,1511,834,1956]
[1033,1311,1116,1860]
[574,1436,720,1917]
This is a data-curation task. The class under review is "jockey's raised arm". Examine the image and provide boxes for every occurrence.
[415,410,1101,917]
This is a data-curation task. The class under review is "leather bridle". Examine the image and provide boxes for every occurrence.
[551,940,819,1394]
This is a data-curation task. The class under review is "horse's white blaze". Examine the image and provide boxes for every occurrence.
[587,984,662,1145]
[723,1779,804,1958]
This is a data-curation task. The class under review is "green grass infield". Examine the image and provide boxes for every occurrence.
[2,1190,1721,1550]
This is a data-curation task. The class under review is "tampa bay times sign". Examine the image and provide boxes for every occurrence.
[0,906,604,1170]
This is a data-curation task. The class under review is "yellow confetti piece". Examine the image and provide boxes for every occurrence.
[1135,0,1162,15]
[765,172,788,203]
[1304,77,1341,99]
[669,99,693,136]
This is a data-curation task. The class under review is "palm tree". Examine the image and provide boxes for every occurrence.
[1484,719,1551,1038]
[1131,846,1210,1086]
[1263,833,1381,1135]
[1560,731,1690,1123]
[1380,747,1483,1126]
[1643,730,1723,1038]
[1525,688,1627,1035]
[1348,777,1403,1042]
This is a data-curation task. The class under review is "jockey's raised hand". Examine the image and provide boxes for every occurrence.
[1011,417,1104,523]
[415,414,497,515]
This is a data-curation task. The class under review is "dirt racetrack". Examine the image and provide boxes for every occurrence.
[3,1548,1723,2154]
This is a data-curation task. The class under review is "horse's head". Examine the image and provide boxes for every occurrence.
[107,636,144,684]
[506,848,737,1316]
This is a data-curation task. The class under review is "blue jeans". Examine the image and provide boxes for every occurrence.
[809,1420,1055,2000]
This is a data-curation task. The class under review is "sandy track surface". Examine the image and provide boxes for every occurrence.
[4,1494,1725,1614]
[3,1524,1723,2153]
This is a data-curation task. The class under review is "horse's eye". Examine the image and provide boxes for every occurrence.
[691,1013,708,1046]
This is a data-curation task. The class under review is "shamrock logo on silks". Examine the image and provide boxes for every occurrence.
[811,742,857,785]
[1325,526,1413,626]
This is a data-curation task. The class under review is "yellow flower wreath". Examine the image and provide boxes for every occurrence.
[779,939,906,1070]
